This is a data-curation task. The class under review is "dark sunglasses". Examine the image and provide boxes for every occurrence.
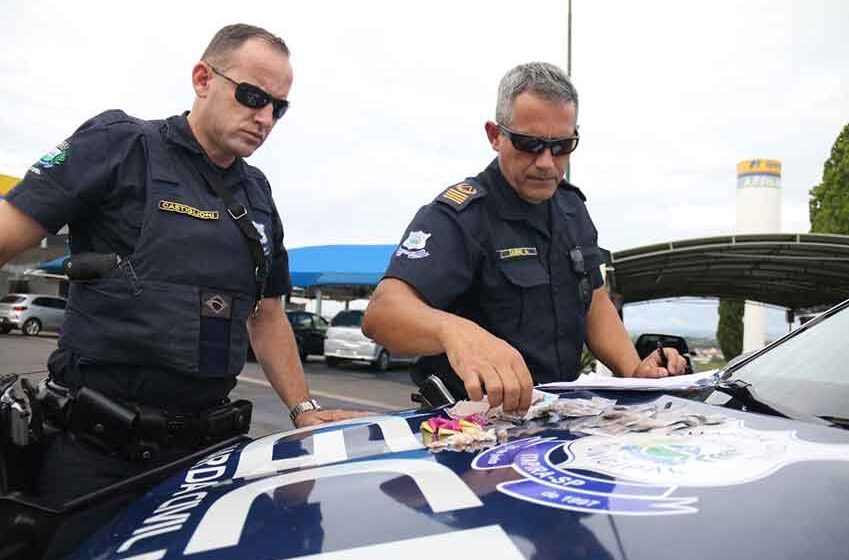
[208,64,289,119]
[497,123,579,156]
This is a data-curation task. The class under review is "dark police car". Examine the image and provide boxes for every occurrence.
[246,310,328,362]
[5,299,849,560]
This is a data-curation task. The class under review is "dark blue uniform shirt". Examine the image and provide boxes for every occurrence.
[386,159,604,393]
[7,111,291,409]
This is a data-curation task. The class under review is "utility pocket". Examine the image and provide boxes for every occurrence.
[62,274,201,374]
[485,258,550,334]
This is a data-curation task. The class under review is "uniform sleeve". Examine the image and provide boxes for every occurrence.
[384,203,480,309]
[5,111,140,234]
[264,206,292,297]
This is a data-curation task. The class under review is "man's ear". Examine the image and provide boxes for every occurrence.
[191,61,213,97]
[484,121,501,152]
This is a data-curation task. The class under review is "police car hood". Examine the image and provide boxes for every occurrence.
[70,393,849,560]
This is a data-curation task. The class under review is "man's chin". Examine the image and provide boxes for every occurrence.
[233,140,261,159]
[519,182,557,203]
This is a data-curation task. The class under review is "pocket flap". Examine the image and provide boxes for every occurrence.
[498,259,550,288]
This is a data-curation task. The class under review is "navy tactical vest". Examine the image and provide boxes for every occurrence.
[60,116,275,378]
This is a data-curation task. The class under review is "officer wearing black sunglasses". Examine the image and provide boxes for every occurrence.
[364,62,686,416]
[0,23,367,558]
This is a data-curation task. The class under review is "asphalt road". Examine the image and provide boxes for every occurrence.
[0,331,418,437]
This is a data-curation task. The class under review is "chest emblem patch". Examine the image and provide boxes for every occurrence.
[396,230,431,259]
[159,200,219,220]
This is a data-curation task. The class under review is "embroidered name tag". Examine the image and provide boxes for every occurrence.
[159,200,219,220]
[498,247,538,260]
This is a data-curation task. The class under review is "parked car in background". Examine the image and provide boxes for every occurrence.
[246,310,328,362]
[324,309,416,371]
[285,310,328,360]
[0,294,66,336]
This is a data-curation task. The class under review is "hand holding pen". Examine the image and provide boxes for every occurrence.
[656,341,669,369]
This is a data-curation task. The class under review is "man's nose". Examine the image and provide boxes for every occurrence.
[253,103,275,129]
[533,147,558,168]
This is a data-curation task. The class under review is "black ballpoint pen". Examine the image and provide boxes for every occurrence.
[657,341,668,368]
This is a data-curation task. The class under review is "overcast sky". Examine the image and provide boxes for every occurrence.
[3,0,847,335]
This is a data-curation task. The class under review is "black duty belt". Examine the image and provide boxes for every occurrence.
[36,380,251,462]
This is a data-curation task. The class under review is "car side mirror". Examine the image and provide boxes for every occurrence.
[634,333,690,360]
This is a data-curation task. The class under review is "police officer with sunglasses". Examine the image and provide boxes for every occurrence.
[0,23,367,558]
[363,62,687,416]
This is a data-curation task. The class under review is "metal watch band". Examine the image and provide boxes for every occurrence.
[289,398,322,422]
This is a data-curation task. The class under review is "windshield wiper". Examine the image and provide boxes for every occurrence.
[818,415,849,431]
[713,380,832,427]
[713,380,791,418]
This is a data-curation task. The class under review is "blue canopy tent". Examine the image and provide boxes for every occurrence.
[35,255,67,275]
[288,244,395,289]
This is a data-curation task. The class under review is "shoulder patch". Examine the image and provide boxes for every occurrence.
[435,181,487,211]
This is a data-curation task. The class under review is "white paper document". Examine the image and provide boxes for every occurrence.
[539,369,721,392]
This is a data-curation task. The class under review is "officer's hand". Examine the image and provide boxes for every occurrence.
[441,318,534,415]
[631,347,688,378]
[294,408,375,428]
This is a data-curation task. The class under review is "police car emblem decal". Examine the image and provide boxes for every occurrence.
[36,141,69,169]
[396,230,431,259]
[473,421,849,516]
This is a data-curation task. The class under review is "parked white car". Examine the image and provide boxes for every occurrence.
[0,293,67,335]
[323,310,416,371]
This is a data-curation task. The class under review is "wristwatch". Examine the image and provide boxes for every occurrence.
[289,398,322,422]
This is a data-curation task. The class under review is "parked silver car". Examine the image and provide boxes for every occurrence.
[0,293,67,336]
[323,309,416,371]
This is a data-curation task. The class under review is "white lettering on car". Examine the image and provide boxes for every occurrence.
[183,459,482,555]
[274,525,525,560]
[232,415,422,479]
[115,449,234,556]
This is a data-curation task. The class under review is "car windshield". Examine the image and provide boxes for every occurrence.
[331,311,363,327]
[724,300,849,421]
[0,295,25,304]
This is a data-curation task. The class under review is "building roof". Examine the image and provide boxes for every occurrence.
[607,233,849,310]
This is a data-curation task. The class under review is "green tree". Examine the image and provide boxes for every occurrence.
[716,299,743,361]
[810,123,849,233]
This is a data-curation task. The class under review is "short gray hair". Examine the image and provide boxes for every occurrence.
[202,24,290,68]
[495,62,578,126]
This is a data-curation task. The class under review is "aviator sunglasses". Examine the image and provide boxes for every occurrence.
[497,123,579,156]
[207,64,290,119]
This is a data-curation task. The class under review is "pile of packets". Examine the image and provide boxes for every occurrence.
[420,390,727,452]
[419,390,616,452]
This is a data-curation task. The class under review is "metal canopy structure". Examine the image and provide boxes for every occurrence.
[607,233,849,310]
